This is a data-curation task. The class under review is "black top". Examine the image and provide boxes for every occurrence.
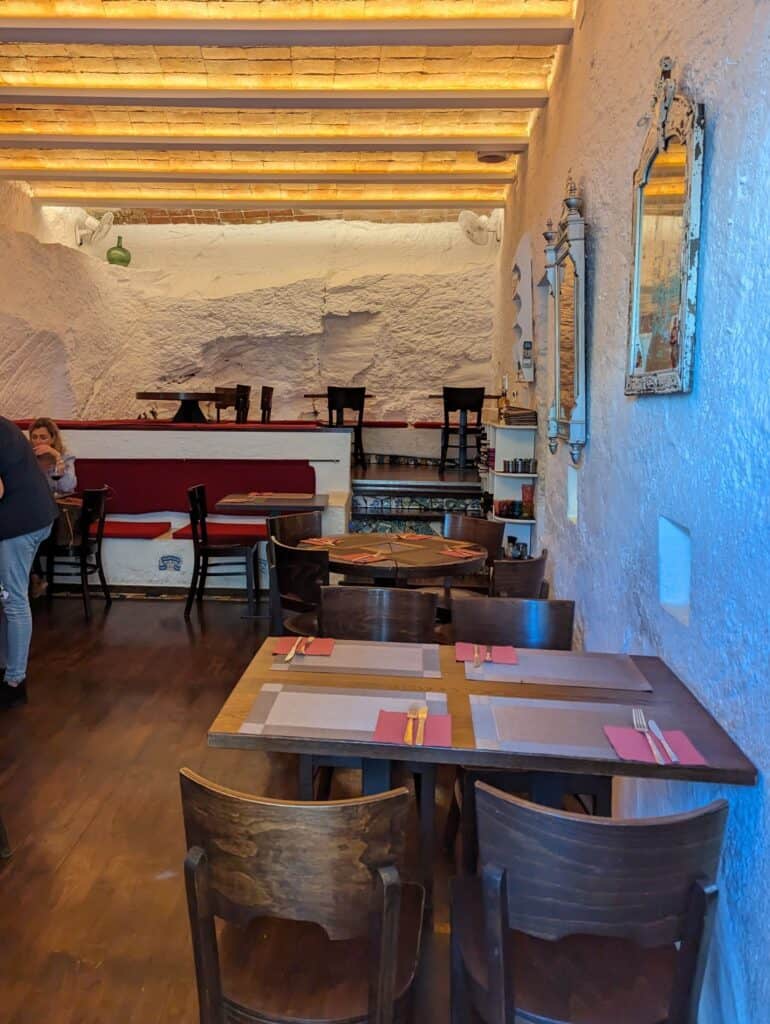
[0,417,58,541]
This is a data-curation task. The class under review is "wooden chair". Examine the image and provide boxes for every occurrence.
[184,484,258,620]
[320,585,437,644]
[0,813,10,859]
[451,784,728,1024]
[215,384,251,423]
[268,537,329,635]
[439,386,485,473]
[452,594,574,649]
[45,486,112,620]
[180,769,424,1024]
[260,385,274,423]
[328,386,366,469]
[267,510,323,548]
[447,595,611,871]
[315,585,440,906]
[416,514,505,609]
[491,548,548,598]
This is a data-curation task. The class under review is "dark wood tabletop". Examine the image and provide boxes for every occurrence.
[303,393,376,399]
[136,391,220,402]
[298,532,487,581]
[215,492,329,514]
[209,639,757,788]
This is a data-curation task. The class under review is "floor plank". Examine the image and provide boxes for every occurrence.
[0,597,449,1023]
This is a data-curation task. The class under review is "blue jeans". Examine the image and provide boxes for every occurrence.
[0,524,52,684]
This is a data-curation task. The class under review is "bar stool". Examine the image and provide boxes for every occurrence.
[327,386,366,468]
[439,386,485,472]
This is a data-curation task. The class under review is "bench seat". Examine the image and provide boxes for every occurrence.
[171,522,268,544]
[90,520,172,540]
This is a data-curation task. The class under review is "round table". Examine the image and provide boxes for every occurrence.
[299,531,487,583]
[136,390,220,423]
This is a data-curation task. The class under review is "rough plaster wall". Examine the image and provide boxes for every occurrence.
[0,186,497,422]
[497,2,770,1020]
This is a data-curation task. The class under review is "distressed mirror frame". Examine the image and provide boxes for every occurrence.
[625,57,705,396]
[545,176,587,465]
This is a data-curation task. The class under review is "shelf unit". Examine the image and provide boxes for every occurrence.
[481,421,538,554]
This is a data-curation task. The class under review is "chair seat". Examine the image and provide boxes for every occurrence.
[283,609,319,636]
[453,877,676,1024]
[218,884,424,1023]
[172,522,268,543]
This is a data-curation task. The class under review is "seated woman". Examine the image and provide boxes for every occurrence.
[28,418,77,598]
[29,418,77,495]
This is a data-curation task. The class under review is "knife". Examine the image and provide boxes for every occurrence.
[284,637,301,663]
[648,720,679,764]
[473,644,482,668]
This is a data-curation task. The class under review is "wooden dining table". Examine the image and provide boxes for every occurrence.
[209,637,756,904]
[215,492,329,514]
[298,531,487,583]
[135,389,220,423]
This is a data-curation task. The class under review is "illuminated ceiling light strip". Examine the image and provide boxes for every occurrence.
[0,132,529,153]
[33,195,505,210]
[0,16,574,47]
[0,87,549,110]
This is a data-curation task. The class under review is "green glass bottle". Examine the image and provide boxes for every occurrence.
[106,235,131,267]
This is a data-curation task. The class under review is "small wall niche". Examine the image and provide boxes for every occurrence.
[658,515,691,625]
[567,465,579,523]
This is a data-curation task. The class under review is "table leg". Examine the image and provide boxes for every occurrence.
[362,759,392,796]
[458,409,468,470]
[416,765,436,909]
[173,399,208,424]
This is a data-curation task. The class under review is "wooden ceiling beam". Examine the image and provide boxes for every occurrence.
[0,17,573,47]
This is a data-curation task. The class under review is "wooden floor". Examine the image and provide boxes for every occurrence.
[0,597,450,1024]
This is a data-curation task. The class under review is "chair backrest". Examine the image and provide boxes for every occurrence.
[187,484,209,548]
[271,537,329,607]
[327,386,366,428]
[452,595,575,649]
[475,782,728,948]
[180,768,410,939]
[442,386,485,427]
[443,513,504,567]
[260,385,274,423]
[267,511,323,547]
[79,487,109,544]
[491,548,548,598]
[319,585,437,643]
[234,384,251,424]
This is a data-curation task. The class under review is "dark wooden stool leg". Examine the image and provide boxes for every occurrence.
[298,755,314,800]
[79,548,92,621]
[184,553,200,620]
[96,542,111,607]
[244,547,256,617]
[0,814,10,859]
[196,555,208,602]
[416,765,436,909]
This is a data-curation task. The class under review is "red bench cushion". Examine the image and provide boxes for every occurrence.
[76,459,316,515]
[90,520,171,540]
[172,522,268,543]
[362,420,409,428]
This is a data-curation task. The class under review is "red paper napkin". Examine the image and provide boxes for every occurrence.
[272,638,335,656]
[395,532,426,541]
[455,643,518,665]
[441,547,480,558]
[603,726,706,766]
[302,537,341,547]
[373,710,452,747]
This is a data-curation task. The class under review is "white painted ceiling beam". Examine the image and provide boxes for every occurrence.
[0,169,514,185]
[33,195,503,210]
[0,87,548,110]
[0,133,528,153]
[0,17,573,47]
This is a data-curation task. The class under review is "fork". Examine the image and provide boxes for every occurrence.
[404,704,421,745]
[633,707,664,765]
[415,706,428,746]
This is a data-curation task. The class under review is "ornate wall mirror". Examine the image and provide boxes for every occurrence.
[545,176,587,464]
[625,57,705,395]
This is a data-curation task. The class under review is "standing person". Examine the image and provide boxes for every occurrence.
[0,416,57,708]
[29,418,77,495]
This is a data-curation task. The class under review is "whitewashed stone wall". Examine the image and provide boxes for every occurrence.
[0,183,497,423]
[496,3,770,1021]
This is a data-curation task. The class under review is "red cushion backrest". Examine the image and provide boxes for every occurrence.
[76,459,316,514]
